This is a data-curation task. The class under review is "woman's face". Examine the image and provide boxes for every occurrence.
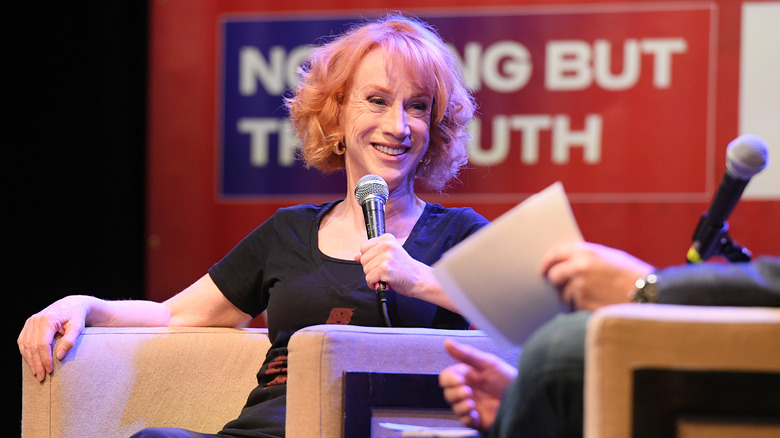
[340,48,432,193]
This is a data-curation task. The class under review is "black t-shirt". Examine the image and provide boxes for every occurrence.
[207,200,488,436]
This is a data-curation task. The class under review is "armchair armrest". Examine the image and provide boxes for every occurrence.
[22,327,270,438]
[286,324,519,438]
[585,303,780,438]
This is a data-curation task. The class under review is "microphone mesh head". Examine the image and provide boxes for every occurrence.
[726,134,770,180]
[354,174,389,205]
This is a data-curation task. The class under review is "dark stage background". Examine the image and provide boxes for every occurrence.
[4,3,148,434]
[5,0,779,435]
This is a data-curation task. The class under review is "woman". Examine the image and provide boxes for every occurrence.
[18,13,487,438]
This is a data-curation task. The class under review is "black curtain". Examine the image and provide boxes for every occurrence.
[3,2,148,434]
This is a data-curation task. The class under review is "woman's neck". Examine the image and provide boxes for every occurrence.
[317,192,425,260]
[339,187,424,233]
[384,192,425,233]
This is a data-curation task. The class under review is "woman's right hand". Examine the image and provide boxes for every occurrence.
[17,295,91,382]
[17,274,249,383]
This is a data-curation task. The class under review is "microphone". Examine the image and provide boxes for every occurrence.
[687,134,769,263]
[354,174,392,326]
[355,174,389,240]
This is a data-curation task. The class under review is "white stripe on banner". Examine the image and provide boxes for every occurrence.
[740,1,780,199]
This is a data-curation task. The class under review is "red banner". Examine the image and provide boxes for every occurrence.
[146,0,780,319]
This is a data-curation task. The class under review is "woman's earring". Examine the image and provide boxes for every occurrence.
[420,155,431,166]
[333,140,346,155]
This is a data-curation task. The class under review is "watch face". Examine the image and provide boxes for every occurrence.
[632,274,659,303]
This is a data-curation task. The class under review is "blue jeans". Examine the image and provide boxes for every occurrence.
[130,429,219,438]
[485,311,591,438]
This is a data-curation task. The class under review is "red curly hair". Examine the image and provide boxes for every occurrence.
[285,13,476,192]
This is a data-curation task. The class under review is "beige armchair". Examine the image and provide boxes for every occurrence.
[26,304,780,438]
[22,324,517,438]
[585,303,780,438]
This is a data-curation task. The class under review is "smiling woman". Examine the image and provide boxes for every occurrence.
[286,13,475,193]
[19,12,488,438]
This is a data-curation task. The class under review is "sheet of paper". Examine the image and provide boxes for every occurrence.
[379,422,479,437]
[433,182,583,347]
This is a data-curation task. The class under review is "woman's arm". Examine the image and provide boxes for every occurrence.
[18,273,251,382]
[163,273,252,327]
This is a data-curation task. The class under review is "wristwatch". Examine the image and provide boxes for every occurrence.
[629,273,660,303]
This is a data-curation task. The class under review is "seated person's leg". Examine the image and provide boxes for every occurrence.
[486,311,591,438]
[130,428,220,438]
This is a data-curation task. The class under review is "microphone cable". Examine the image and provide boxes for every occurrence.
[377,284,392,327]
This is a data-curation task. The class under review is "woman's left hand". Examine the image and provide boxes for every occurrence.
[356,234,459,312]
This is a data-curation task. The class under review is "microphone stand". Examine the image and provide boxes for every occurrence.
[688,214,752,263]
[711,227,752,263]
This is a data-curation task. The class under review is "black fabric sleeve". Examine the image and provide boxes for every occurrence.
[655,256,780,307]
[208,217,276,318]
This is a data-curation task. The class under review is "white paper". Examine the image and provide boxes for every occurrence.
[379,422,479,437]
[433,182,583,347]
